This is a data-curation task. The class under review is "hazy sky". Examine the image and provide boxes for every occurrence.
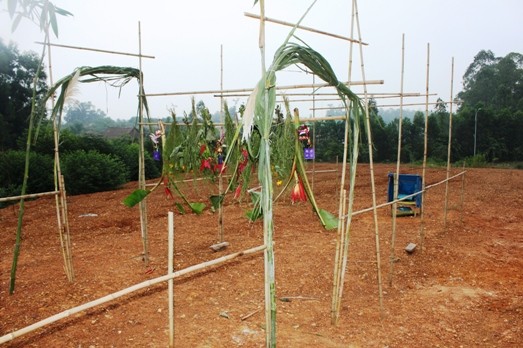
[1,0,521,120]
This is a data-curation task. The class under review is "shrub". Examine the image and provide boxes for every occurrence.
[110,139,161,181]
[0,150,54,194]
[61,150,128,195]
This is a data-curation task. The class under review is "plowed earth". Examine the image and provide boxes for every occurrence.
[1,163,522,347]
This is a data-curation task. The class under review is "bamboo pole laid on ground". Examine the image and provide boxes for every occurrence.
[443,58,455,230]
[0,244,267,345]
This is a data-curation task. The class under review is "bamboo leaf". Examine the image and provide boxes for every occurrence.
[123,189,150,207]
[48,3,59,37]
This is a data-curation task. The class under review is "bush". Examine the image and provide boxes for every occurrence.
[61,150,129,195]
[110,139,161,181]
[0,150,54,194]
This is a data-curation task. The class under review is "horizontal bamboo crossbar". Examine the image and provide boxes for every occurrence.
[35,42,155,59]
[0,244,266,344]
[348,171,466,218]
[0,191,60,203]
[143,80,384,98]
[244,12,368,45]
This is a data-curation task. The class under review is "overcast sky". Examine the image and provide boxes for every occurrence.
[1,0,521,120]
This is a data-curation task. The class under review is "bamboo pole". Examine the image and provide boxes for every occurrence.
[353,0,384,317]
[331,189,347,324]
[0,244,267,345]
[257,1,277,346]
[443,58,455,229]
[143,80,384,97]
[388,33,406,287]
[218,44,225,244]
[244,12,368,45]
[35,41,155,59]
[313,101,440,110]
[460,163,466,224]
[345,171,466,218]
[331,0,357,325]
[168,212,174,347]
[0,191,59,203]
[137,21,149,265]
[59,174,74,281]
[215,91,428,98]
[419,43,430,252]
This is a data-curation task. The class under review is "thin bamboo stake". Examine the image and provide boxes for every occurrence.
[143,80,384,97]
[168,212,174,347]
[244,12,368,45]
[46,28,74,282]
[59,174,74,281]
[353,0,384,317]
[460,163,466,224]
[35,41,155,59]
[0,244,266,345]
[332,0,357,325]
[331,189,347,324]
[137,21,149,265]
[218,44,225,244]
[444,58,455,229]
[389,33,406,287]
[419,43,430,252]
[0,191,59,203]
[216,91,427,98]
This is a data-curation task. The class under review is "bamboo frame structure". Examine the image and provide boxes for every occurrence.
[0,191,59,203]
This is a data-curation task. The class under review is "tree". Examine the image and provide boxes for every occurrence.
[63,101,116,133]
[0,40,48,150]
[458,50,523,110]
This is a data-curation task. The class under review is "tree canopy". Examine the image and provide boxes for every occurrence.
[0,40,48,150]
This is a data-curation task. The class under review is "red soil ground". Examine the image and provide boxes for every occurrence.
[1,163,522,347]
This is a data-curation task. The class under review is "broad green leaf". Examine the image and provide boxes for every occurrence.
[123,189,149,207]
[319,209,338,230]
[189,202,206,215]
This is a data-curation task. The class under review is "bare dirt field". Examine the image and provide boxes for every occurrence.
[1,163,522,347]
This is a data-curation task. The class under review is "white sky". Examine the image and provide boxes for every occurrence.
[1,0,521,120]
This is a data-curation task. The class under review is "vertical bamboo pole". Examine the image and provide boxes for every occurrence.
[443,58,455,229]
[331,0,357,325]
[311,74,316,193]
[45,28,74,282]
[258,1,277,346]
[168,212,174,347]
[419,43,430,252]
[218,44,225,243]
[353,0,384,316]
[137,21,149,265]
[459,163,466,224]
[389,33,406,287]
